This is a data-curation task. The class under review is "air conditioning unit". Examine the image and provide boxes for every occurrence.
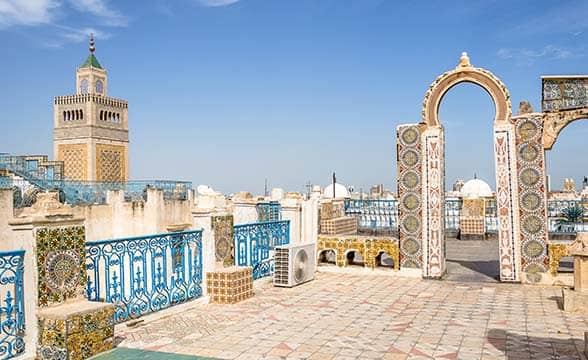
[274,243,315,287]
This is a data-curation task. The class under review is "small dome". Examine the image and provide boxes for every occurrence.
[460,178,493,198]
[323,183,349,198]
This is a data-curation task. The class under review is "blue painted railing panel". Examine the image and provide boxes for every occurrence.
[234,220,290,280]
[86,230,203,324]
[0,154,192,207]
[0,250,25,359]
[445,199,462,231]
[344,199,398,230]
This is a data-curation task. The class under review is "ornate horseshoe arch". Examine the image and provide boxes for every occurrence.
[397,53,522,282]
[422,53,512,126]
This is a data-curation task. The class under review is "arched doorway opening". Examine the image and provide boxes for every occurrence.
[397,53,521,282]
[440,83,500,282]
[544,118,588,275]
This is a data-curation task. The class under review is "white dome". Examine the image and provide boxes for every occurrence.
[460,178,493,198]
[323,183,349,198]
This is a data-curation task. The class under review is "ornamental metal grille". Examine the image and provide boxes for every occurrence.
[256,202,281,222]
[233,220,290,280]
[344,199,398,232]
[0,154,191,207]
[85,230,203,324]
[445,199,462,231]
[0,250,25,359]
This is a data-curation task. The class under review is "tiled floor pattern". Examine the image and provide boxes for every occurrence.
[116,272,588,360]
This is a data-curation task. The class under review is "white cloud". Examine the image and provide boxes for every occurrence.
[59,25,110,42]
[497,45,579,66]
[67,0,128,27]
[0,0,58,27]
[198,0,240,7]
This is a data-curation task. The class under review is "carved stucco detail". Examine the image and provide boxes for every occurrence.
[422,53,512,127]
[542,108,588,149]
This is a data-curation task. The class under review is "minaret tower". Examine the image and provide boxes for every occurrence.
[53,35,129,181]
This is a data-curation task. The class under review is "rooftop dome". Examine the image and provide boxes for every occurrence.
[460,178,493,198]
[323,183,349,198]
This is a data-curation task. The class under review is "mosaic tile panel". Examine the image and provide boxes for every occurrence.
[321,201,346,220]
[422,127,445,278]
[461,199,485,217]
[36,226,86,307]
[317,235,399,271]
[38,304,114,360]
[514,115,549,282]
[542,77,588,112]
[460,218,485,235]
[206,267,253,304]
[397,125,423,269]
[212,215,234,266]
[494,124,520,281]
[319,216,357,235]
[57,144,87,181]
[96,144,126,182]
[548,243,570,277]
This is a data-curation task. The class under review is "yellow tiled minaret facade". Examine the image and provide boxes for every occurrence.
[53,35,129,182]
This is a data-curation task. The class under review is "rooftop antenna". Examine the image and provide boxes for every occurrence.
[264,178,268,197]
[305,180,311,199]
[332,172,336,199]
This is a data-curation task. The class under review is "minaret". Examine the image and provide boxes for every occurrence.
[53,35,129,181]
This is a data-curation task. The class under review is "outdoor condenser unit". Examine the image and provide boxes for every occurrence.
[273,243,316,287]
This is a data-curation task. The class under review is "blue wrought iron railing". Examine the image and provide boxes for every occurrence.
[0,250,25,359]
[86,230,203,324]
[256,202,281,222]
[344,199,398,231]
[234,220,290,280]
[0,177,9,190]
[0,154,192,207]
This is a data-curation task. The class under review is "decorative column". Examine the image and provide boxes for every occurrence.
[397,124,424,270]
[513,114,549,283]
[562,232,588,313]
[422,126,445,278]
[494,122,520,281]
[9,192,114,359]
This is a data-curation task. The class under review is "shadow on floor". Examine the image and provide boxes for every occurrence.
[486,328,586,359]
[90,348,219,360]
[445,259,500,283]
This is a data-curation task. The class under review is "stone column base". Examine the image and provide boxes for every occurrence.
[562,287,588,314]
[37,300,115,360]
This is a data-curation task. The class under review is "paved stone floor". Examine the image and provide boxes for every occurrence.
[116,272,588,360]
[445,238,500,283]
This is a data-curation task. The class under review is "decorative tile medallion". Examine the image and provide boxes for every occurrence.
[397,125,423,269]
[211,215,234,266]
[36,226,86,307]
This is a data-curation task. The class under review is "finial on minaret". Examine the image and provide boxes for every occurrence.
[89,33,95,54]
[458,51,471,68]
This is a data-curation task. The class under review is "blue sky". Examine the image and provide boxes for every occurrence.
[1,0,588,194]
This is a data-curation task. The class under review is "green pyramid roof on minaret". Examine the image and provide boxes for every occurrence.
[80,34,103,69]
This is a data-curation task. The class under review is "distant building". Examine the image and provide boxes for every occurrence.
[54,35,129,181]
[370,184,384,197]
